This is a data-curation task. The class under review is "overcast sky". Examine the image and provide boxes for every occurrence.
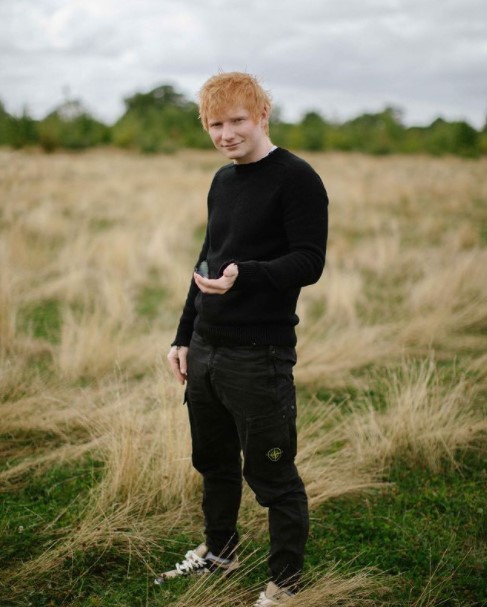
[1,0,486,127]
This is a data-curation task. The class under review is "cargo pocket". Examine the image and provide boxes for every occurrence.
[243,404,297,486]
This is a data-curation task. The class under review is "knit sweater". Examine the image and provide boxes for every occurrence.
[172,147,328,347]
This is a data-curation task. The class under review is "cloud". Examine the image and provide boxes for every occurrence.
[0,0,486,127]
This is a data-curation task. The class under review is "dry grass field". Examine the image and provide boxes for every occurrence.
[0,148,486,606]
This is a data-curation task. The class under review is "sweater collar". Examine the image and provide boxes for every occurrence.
[233,147,284,172]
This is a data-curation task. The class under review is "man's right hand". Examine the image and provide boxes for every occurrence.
[167,345,189,385]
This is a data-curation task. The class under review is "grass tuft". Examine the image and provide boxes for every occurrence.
[1,149,486,605]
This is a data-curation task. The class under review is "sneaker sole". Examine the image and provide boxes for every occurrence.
[154,557,240,585]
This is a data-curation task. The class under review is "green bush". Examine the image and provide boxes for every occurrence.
[38,101,110,152]
[0,91,484,157]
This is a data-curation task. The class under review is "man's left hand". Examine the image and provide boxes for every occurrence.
[194,263,238,294]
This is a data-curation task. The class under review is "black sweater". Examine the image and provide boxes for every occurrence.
[173,147,328,347]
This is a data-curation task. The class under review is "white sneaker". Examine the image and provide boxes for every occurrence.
[154,543,239,585]
[254,581,295,606]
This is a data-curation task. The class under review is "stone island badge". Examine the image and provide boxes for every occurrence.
[267,447,283,462]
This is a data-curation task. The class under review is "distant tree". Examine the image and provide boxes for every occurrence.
[112,84,209,153]
[2,106,38,148]
[300,111,328,151]
[2,91,484,157]
[268,105,296,149]
[341,106,405,154]
[124,84,189,114]
[480,109,487,154]
[0,100,11,145]
[38,100,110,151]
[421,118,481,158]
[451,121,481,157]
[401,126,426,154]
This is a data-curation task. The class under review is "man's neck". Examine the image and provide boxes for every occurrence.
[233,139,276,165]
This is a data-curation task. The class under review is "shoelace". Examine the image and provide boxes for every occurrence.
[254,593,277,607]
[174,549,208,575]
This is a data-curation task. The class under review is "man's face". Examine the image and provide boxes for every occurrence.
[207,106,269,164]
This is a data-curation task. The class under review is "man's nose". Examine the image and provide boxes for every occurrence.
[221,122,234,140]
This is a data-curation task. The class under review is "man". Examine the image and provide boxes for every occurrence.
[156,72,328,606]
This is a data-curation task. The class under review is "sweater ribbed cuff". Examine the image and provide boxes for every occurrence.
[234,261,262,290]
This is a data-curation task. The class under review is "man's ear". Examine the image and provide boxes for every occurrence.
[260,105,270,128]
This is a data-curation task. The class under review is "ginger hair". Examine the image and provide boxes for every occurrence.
[198,72,272,134]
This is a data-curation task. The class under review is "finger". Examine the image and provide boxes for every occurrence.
[167,351,185,384]
[193,272,208,291]
[201,284,227,294]
[174,366,185,384]
[223,263,238,277]
[194,273,222,294]
[194,273,224,288]
[194,273,235,295]
[178,348,188,376]
[168,357,181,381]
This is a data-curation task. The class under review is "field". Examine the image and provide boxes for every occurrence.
[0,148,486,607]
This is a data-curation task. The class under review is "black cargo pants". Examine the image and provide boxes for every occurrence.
[185,331,309,589]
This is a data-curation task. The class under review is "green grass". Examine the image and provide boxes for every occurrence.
[3,294,486,605]
[1,433,485,606]
[136,284,168,320]
[2,151,486,606]
[19,299,62,343]
[312,453,487,605]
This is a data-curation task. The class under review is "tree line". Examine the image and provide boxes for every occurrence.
[1,84,485,157]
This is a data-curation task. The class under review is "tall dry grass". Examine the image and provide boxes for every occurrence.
[169,554,389,607]
[1,148,486,601]
[345,358,486,473]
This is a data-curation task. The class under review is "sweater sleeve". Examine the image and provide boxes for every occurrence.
[235,165,328,291]
[171,229,209,346]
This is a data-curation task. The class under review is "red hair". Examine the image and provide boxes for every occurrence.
[198,72,272,134]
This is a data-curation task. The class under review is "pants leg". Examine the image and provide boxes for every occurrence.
[186,334,242,558]
[210,343,309,590]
